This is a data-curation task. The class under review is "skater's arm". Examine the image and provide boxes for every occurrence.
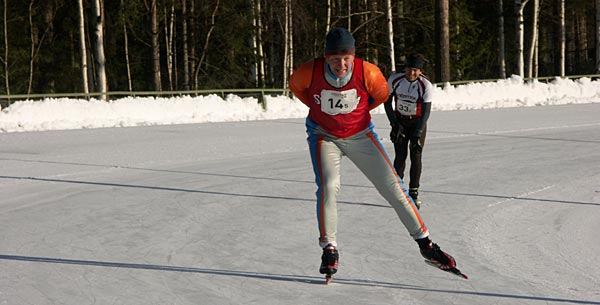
[363,62,389,110]
[289,61,315,107]
[384,94,397,125]
[412,79,433,138]
[413,102,431,138]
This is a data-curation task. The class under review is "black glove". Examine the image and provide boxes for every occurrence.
[390,123,405,143]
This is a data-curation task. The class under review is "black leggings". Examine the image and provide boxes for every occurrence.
[393,123,427,190]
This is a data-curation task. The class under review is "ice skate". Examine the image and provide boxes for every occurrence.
[409,188,421,209]
[420,241,456,269]
[419,239,468,279]
[319,244,338,284]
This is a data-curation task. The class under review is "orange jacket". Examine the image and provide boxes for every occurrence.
[290,57,389,138]
[290,58,389,110]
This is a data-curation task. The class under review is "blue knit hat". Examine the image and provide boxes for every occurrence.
[325,28,355,55]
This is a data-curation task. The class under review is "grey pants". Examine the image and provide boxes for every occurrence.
[307,124,430,248]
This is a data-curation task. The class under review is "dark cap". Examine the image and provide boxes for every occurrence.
[325,28,356,55]
[405,53,426,70]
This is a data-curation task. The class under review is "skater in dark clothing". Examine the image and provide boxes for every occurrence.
[289,29,462,282]
[385,53,433,209]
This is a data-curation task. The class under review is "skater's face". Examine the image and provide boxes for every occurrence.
[405,67,421,81]
[325,54,354,78]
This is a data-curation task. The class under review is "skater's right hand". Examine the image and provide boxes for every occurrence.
[390,123,405,143]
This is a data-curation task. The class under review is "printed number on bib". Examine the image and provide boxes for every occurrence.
[396,100,417,116]
[320,89,360,115]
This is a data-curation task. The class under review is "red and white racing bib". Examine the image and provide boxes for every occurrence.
[319,89,360,115]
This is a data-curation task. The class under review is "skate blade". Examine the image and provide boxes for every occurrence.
[424,259,468,279]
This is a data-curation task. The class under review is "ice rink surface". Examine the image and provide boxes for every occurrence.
[1,103,599,305]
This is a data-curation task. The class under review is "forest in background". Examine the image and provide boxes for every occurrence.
[0,0,599,97]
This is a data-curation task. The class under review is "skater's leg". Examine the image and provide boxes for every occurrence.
[343,129,428,240]
[393,134,409,181]
[408,124,426,190]
[308,133,343,248]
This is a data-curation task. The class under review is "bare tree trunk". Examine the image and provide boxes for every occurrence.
[386,0,395,73]
[119,0,132,91]
[182,0,189,90]
[534,33,539,77]
[77,0,89,96]
[326,0,331,34]
[397,0,405,64]
[28,0,36,95]
[576,11,588,63]
[596,0,600,73]
[435,0,450,82]
[498,0,506,78]
[516,0,529,78]
[289,0,294,76]
[28,0,37,96]
[124,23,133,91]
[256,0,265,88]
[527,0,539,79]
[347,0,351,29]
[559,0,565,76]
[86,16,96,91]
[567,8,576,73]
[27,1,53,95]
[2,0,10,101]
[193,0,219,89]
[361,0,366,57]
[312,3,318,56]
[367,0,378,65]
[251,0,259,87]
[189,0,196,90]
[451,0,461,79]
[267,3,275,85]
[164,2,175,91]
[92,0,107,100]
[151,0,161,91]
[283,0,290,90]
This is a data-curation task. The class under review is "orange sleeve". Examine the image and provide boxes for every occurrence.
[289,60,315,106]
[363,61,390,110]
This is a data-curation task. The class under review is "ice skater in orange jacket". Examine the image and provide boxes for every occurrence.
[289,28,459,278]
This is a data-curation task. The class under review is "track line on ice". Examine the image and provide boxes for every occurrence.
[487,184,556,207]
[477,122,600,135]
[430,122,600,140]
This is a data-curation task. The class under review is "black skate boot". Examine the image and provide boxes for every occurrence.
[416,238,468,279]
[417,238,455,269]
[319,244,338,284]
[409,188,421,209]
